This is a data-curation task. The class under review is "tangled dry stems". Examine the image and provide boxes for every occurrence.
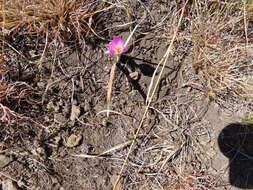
[1,0,110,43]
[188,0,253,102]
[0,59,35,123]
[0,81,35,123]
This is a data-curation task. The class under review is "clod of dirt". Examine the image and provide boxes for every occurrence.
[70,105,81,121]
[0,154,13,168]
[54,113,68,124]
[31,145,47,160]
[63,134,83,148]
[47,101,60,112]
[53,136,62,146]
[2,179,18,190]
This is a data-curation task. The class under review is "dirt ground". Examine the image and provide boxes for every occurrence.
[1,0,253,190]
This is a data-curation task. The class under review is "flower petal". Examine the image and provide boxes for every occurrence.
[113,36,123,44]
[105,36,125,55]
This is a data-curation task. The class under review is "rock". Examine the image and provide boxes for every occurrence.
[2,179,18,190]
[64,134,82,148]
[70,105,80,121]
[0,154,12,168]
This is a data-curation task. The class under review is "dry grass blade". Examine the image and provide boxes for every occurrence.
[159,142,186,172]
[188,0,253,102]
[113,1,189,189]
[37,30,48,66]
[243,0,249,49]
[97,109,132,127]
[145,4,185,104]
[124,14,145,47]
[72,139,132,158]
[150,106,179,130]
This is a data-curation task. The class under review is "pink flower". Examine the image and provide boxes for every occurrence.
[105,36,125,55]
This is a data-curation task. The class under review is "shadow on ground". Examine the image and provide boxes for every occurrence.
[218,123,253,188]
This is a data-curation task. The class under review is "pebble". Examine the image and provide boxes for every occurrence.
[37,82,45,88]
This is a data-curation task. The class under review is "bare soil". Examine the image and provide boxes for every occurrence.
[1,1,253,190]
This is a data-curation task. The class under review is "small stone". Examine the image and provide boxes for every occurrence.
[129,71,140,81]
[37,82,45,88]
[64,134,82,148]
[70,105,80,121]
[2,179,18,190]
[0,154,13,168]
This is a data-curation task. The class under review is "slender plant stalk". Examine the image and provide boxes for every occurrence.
[106,15,145,117]
[107,61,117,117]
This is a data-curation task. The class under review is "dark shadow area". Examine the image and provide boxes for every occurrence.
[218,123,253,188]
[120,55,156,77]
[116,56,146,100]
